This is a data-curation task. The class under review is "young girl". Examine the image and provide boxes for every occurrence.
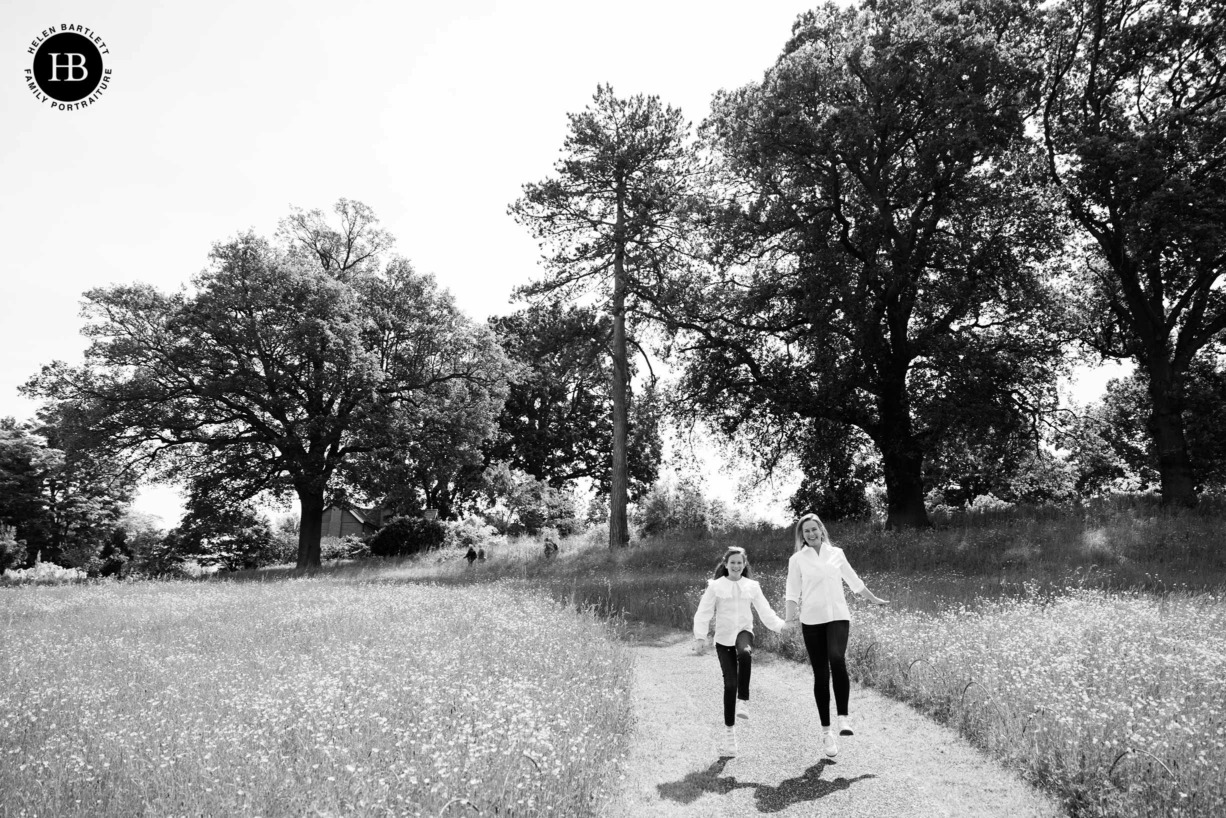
[693,546,789,757]
[785,512,887,758]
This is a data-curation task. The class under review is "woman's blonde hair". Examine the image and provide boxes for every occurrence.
[793,512,829,553]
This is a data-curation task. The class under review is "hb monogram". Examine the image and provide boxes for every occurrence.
[47,53,89,82]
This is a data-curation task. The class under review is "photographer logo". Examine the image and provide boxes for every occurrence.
[24,24,113,111]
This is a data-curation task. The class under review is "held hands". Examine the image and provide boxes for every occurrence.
[693,638,707,656]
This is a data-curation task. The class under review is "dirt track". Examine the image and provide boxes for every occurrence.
[603,626,1064,818]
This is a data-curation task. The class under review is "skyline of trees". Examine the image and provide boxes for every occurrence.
[4,0,1225,569]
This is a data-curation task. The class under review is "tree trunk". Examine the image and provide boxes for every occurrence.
[296,488,324,571]
[1145,359,1198,507]
[880,442,930,529]
[877,381,931,529]
[609,196,630,548]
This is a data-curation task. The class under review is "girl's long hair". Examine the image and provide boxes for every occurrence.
[793,512,830,553]
[712,546,751,579]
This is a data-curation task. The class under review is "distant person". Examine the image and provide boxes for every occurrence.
[465,545,477,567]
[476,546,486,562]
[693,546,790,757]
[785,512,887,758]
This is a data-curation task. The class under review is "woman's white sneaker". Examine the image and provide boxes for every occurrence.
[838,716,853,736]
[822,730,838,757]
[736,699,750,719]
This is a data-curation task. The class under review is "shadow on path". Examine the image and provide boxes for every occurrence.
[657,758,877,813]
[656,758,757,805]
[754,761,877,813]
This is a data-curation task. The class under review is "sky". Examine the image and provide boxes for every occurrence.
[1,1,1127,527]
[3,0,829,524]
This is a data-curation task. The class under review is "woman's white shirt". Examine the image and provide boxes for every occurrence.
[693,576,786,646]
[785,545,866,625]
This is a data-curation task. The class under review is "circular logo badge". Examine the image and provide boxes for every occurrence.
[24,24,113,111]
[33,33,103,101]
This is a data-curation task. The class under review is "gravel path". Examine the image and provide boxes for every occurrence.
[603,626,1064,818]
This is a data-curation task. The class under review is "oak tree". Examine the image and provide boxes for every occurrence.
[674,0,1067,528]
[26,200,509,570]
[1041,0,1226,505]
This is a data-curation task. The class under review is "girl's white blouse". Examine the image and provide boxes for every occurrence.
[692,576,786,646]
[785,545,866,625]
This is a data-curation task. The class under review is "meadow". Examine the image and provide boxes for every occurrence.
[0,579,632,817]
[357,497,1226,818]
[4,498,1225,817]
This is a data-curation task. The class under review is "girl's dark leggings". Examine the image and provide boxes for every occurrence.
[715,630,754,727]
[802,620,850,727]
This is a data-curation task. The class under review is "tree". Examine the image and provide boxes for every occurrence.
[162,499,275,572]
[486,302,662,499]
[787,421,879,522]
[351,355,511,521]
[0,418,50,546]
[1041,0,1226,505]
[25,200,509,570]
[1074,354,1226,494]
[479,461,582,536]
[674,0,1067,528]
[509,85,696,547]
[0,411,133,568]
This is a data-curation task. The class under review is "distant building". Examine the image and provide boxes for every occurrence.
[320,505,390,539]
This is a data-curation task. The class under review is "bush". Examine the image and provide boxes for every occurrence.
[322,535,369,562]
[368,516,446,557]
[266,534,300,565]
[1,559,87,585]
[445,517,499,551]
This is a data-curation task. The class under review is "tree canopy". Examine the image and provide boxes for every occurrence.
[25,200,509,569]
[487,302,661,498]
[669,0,1067,528]
[1042,0,1226,506]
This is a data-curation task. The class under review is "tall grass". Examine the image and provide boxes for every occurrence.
[0,578,632,817]
[840,587,1226,818]
[336,498,1226,817]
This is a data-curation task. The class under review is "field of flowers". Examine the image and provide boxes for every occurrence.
[830,586,1226,818]
[557,564,1226,818]
[377,517,1226,818]
[0,578,633,817]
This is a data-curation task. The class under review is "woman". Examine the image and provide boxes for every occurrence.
[785,512,887,758]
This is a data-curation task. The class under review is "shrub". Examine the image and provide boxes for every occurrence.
[321,535,369,562]
[266,534,299,565]
[368,516,445,557]
[445,517,499,551]
[1,559,87,585]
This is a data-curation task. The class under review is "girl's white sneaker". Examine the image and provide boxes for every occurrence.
[822,730,838,757]
[736,699,750,719]
[721,726,739,757]
[838,716,853,736]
